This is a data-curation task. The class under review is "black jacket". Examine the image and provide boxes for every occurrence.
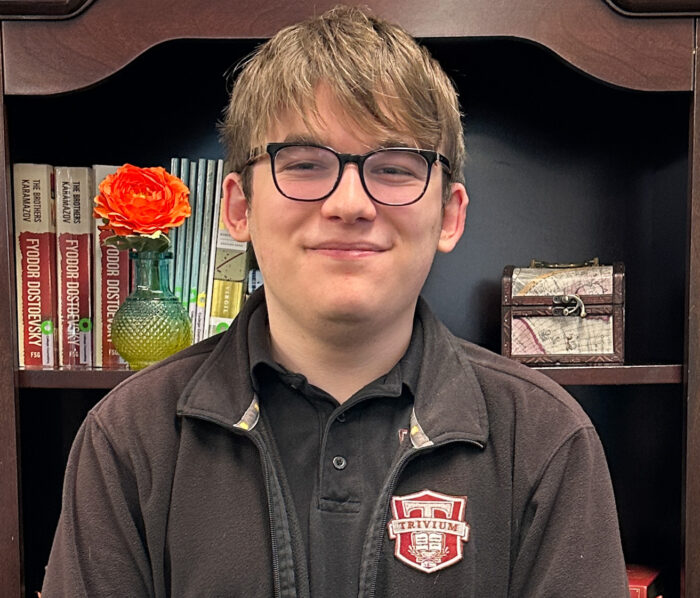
[42,291,629,597]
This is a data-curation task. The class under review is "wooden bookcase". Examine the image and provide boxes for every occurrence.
[0,0,697,595]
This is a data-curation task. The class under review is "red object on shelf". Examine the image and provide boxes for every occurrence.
[627,564,663,598]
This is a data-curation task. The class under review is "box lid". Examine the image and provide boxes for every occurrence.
[503,262,624,307]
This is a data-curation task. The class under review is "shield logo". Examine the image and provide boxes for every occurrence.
[387,489,470,573]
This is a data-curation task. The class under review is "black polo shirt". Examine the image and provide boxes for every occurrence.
[248,305,422,597]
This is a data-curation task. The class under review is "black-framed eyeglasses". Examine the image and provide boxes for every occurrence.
[244,142,451,206]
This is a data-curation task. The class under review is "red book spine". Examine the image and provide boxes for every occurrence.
[18,231,57,367]
[92,164,129,368]
[13,164,57,368]
[55,167,94,368]
[57,232,93,366]
[95,226,129,368]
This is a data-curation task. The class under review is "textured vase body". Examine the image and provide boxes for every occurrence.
[111,251,192,370]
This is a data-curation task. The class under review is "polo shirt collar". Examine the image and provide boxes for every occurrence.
[247,298,423,402]
[177,289,489,447]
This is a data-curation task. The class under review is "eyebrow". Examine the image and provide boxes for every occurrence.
[280,134,418,151]
[282,133,324,145]
[377,138,415,149]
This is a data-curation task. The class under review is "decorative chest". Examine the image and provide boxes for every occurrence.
[501,260,625,365]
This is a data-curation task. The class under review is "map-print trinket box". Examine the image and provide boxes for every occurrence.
[501,259,624,365]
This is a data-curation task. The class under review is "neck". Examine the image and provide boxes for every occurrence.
[266,301,416,403]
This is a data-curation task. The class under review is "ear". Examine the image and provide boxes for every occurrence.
[437,182,468,253]
[222,172,252,242]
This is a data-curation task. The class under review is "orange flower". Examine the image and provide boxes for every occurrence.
[94,164,190,237]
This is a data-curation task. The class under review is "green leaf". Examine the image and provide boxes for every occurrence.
[103,234,171,252]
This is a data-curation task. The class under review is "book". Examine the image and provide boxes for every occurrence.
[209,279,246,335]
[173,157,190,303]
[248,267,263,295]
[12,163,58,368]
[167,158,180,291]
[206,191,250,336]
[186,158,207,328]
[180,160,198,311]
[193,159,218,342]
[92,164,130,369]
[55,166,94,368]
[203,159,225,340]
[627,564,663,598]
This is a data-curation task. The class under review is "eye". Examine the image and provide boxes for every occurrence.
[366,151,427,184]
[279,159,328,172]
[275,146,337,177]
[373,164,420,178]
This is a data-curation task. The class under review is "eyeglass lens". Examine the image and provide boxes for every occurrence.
[273,145,430,204]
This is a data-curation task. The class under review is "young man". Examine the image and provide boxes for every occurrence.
[42,6,629,597]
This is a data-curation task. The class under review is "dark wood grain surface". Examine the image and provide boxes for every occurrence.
[16,364,683,389]
[0,32,21,597]
[683,31,700,598]
[606,0,700,14]
[0,0,91,17]
[1,0,694,95]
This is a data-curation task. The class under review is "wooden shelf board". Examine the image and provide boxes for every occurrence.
[534,364,683,385]
[18,368,134,389]
[17,363,683,389]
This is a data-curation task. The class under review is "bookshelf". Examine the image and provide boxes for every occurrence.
[0,0,697,595]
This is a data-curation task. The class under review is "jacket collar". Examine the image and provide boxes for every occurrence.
[176,289,264,429]
[177,290,489,447]
[410,297,489,447]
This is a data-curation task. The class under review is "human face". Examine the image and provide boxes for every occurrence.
[222,90,468,333]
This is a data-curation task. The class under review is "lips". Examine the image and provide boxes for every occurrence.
[307,240,389,258]
[311,241,387,251]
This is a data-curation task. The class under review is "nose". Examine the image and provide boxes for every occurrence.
[319,163,377,223]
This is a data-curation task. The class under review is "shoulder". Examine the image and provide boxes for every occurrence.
[450,338,608,493]
[446,335,595,451]
[417,299,592,447]
[88,333,226,451]
[459,338,587,419]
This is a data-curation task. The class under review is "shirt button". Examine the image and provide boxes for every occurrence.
[332,455,347,470]
[336,413,346,423]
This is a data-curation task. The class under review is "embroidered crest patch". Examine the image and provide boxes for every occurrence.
[387,489,470,573]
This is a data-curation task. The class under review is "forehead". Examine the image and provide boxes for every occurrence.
[263,86,420,152]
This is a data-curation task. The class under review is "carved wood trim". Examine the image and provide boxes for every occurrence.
[0,0,92,19]
[605,0,700,16]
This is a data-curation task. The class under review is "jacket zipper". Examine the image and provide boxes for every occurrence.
[362,437,485,598]
[250,433,284,598]
[180,411,286,598]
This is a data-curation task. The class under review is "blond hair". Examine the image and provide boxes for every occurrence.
[220,5,465,201]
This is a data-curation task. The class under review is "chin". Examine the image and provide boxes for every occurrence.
[318,299,375,323]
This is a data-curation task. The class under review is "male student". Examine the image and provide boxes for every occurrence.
[42,5,629,597]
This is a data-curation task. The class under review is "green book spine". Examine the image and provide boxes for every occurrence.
[173,157,190,303]
[203,159,225,339]
[187,158,207,329]
[168,158,180,291]
[180,160,197,311]
[194,159,217,342]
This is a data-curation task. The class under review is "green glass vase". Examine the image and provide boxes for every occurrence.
[111,251,192,370]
